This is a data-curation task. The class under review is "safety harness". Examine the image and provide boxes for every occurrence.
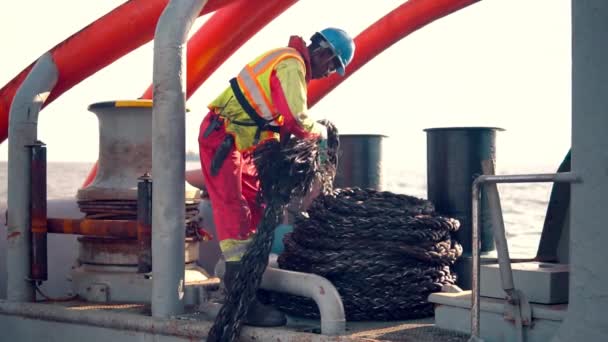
[209,48,305,176]
[229,77,280,145]
[229,48,304,144]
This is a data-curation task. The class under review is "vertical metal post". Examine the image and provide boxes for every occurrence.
[425,127,502,256]
[137,174,153,273]
[556,2,608,340]
[7,52,57,302]
[470,181,481,339]
[29,141,47,282]
[333,134,386,190]
[151,0,208,317]
[426,127,503,291]
[481,161,515,293]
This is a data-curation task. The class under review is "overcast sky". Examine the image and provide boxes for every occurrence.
[0,0,571,173]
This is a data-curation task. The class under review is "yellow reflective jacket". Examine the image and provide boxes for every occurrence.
[208,47,317,151]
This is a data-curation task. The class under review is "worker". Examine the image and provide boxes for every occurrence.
[198,28,355,326]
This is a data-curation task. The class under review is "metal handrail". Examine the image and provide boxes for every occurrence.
[469,171,580,341]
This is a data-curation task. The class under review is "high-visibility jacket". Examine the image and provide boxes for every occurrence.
[208,47,317,151]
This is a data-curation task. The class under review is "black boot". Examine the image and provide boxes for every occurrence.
[223,261,287,327]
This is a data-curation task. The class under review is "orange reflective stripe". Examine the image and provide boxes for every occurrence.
[246,65,275,116]
[256,52,302,76]
[250,69,276,120]
[236,47,304,126]
[236,74,258,115]
[252,48,292,74]
[238,68,275,120]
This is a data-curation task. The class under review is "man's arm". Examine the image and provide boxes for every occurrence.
[270,58,323,139]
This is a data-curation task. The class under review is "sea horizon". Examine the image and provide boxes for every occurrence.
[0,159,556,258]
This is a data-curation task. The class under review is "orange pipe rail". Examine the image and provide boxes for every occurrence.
[47,218,137,239]
[308,0,481,107]
[0,0,239,144]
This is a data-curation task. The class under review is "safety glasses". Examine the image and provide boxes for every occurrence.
[317,41,339,74]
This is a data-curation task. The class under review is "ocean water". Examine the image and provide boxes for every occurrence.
[382,165,554,257]
[0,161,553,257]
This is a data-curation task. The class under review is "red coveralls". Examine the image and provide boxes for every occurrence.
[198,36,321,261]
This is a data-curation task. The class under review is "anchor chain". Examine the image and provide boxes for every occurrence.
[260,187,462,321]
[206,120,339,342]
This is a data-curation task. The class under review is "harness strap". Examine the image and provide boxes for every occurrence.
[229,77,280,144]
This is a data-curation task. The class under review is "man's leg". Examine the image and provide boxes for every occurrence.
[241,151,263,233]
[198,115,286,326]
[198,113,251,260]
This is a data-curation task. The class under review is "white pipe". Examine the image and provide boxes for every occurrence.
[6,53,58,302]
[151,0,208,318]
[260,267,346,336]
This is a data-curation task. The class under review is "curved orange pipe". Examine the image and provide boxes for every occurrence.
[0,0,239,144]
[141,0,297,99]
[308,0,480,106]
[142,0,297,99]
[82,0,296,187]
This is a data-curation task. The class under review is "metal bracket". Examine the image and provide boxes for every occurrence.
[504,289,533,342]
[504,289,533,326]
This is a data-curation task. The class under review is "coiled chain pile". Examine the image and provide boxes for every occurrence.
[259,187,463,321]
[206,118,462,341]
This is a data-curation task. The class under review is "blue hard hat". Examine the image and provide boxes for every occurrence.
[316,28,355,76]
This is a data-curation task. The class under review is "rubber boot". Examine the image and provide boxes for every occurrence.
[224,261,287,327]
